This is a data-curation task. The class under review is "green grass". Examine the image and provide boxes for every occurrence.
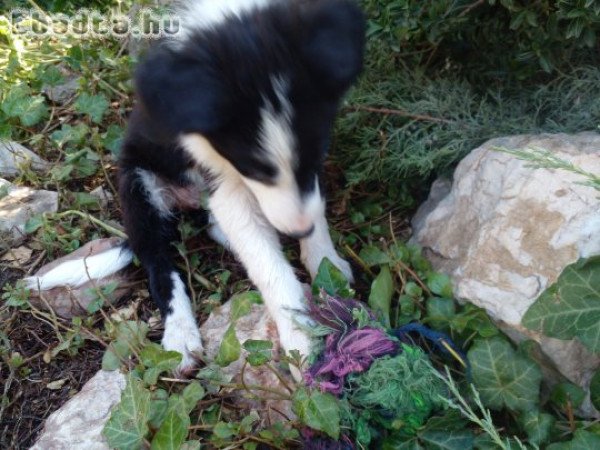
[335,65,600,186]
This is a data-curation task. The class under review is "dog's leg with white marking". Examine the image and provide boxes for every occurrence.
[299,192,353,282]
[209,177,312,364]
[120,167,202,374]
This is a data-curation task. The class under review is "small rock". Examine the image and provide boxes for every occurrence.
[0,178,58,247]
[200,298,296,423]
[0,141,50,177]
[90,186,114,208]
[412,132,600,415]
[43,76,80,104]
[31,370,126,450]
[28,238,134,318]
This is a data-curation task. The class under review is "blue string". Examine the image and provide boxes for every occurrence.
[391,323,470,375]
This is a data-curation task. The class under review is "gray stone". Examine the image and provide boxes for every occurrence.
[0,141,50,177]
[43,76,80,104]
[412,132,600,415]
[90,186,114,208]
[0,179,58,248]
[30,370,126,450]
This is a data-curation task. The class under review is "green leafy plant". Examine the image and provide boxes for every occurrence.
[522,256,600,353]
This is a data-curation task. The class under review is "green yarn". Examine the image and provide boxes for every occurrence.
[346,345,446,434]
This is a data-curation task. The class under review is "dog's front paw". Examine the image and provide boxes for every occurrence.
[328,254,354,283]
[276,322,312,383]
[162,322,203,377]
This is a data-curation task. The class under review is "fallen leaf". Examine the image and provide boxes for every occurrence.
[46,379,67,390]
[110,299,140,322]
[1,246,32,267]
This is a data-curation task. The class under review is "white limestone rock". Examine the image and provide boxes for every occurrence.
[0,178,58,248]
[30,370,126,450]
[0,141,49,177]
[412,133,600,412]
[200,297,296,423]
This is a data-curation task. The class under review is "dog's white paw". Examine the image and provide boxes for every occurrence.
[329,254,354,283]
[277,322,312,382]
[162,322,203,376]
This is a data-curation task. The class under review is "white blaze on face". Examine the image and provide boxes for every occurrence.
[241,76,320,237]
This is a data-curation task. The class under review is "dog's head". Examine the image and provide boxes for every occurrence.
[135,0,365,237]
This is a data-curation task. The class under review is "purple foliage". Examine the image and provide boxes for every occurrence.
[305,294,399,394]
[307,293,373,331]
[306,327,398,394]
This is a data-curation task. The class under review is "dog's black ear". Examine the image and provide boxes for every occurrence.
[299,0,365,94]
[134,46,228,136]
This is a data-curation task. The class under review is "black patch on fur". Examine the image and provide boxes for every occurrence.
[119,0,365,316]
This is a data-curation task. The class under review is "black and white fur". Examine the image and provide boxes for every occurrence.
[25,0,365,374]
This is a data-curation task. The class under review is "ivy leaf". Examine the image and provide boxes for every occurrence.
[102,321,149,371]
[140,344,182,385]
[468,337,542,412]
[215,324,241,367]
[37,64,64,87]
[550,383,585,409]
[230,291,262,322]
[522,256,600,353]
[24,215,45,234]
[312,258,352,298]
[74,93,109,124]
[519,410,555,446]
[18,96,48,127]
[359,245,391,267]
[547,430,600,450]
[212,421,237,440]
[292,387,340,439]
[102,124,125,155]
[148,389,169,429]
[2,85,48,127]
[419,429,474,450]
[150,409,190,450]
[368,265,393,327]
[426,272,453,298]
[104,374,151,450]
[415,413,473,450]
[426,297,456,329]
[243,339,273,366]
[196,363,234,394]
[181,381,205,412]
[450,304,498,338]
[240,410,260,433]
[51,123,89,148]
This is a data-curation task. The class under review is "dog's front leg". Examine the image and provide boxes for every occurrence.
[208,179,312,363]
[300,197,353,282]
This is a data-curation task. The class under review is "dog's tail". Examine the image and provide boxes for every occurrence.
[24,240,134,291]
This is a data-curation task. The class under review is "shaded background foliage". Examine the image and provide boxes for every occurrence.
[334,0,600,189]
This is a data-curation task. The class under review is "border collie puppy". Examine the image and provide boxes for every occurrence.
[25,0,365,374]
